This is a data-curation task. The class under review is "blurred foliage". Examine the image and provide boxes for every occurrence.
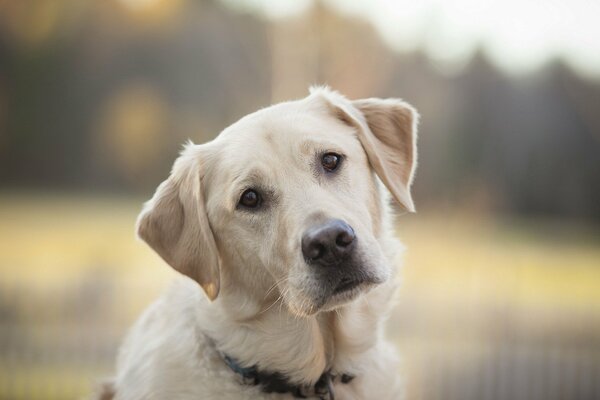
[0,0,599,221]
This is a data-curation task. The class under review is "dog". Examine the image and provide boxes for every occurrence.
[98,87,419,400]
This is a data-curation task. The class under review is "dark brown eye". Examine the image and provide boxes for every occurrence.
[321,153,341,172]
[239,189,260,208]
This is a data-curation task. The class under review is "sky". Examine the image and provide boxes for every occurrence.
[219,0,600,79]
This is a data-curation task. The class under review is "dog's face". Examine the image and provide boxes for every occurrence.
[203,105,391,316]
[137,88,418,317]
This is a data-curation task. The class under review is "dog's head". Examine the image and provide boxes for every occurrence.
[137,88,418,316]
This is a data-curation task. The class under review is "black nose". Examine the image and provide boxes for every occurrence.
[302,219,356,265]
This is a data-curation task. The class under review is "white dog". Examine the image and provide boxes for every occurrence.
[98,87,419,400]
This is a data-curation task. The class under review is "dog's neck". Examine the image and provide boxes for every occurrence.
[196,234,401,386]
[198,279,396,385]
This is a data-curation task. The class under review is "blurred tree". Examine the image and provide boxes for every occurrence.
[0,0,598,221]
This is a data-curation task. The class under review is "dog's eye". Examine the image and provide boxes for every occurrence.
[322,153,341,172]
[239,189,261,209]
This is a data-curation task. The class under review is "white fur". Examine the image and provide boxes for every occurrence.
[98,88,418,400]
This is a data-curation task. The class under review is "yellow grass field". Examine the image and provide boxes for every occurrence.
[0,194,599,399]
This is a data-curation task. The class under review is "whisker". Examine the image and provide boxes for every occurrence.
[262,276,290,301]
[258,292,284,315]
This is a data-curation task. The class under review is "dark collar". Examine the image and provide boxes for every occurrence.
[221,352,354,400]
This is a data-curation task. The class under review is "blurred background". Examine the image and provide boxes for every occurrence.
[1,0,600,399]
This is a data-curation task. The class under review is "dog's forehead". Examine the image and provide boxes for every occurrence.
[216,100,351,163]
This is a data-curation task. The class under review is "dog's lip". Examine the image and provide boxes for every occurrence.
[333,276,365,294]
[316,274,383,313]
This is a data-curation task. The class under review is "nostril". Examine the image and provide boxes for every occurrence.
[336,227,355,248]
[307,242,325,260]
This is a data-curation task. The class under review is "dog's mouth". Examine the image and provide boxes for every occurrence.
[321,271,385,309]
[314,275,375,313]
[333,276,364,294]
[289,264,387,316]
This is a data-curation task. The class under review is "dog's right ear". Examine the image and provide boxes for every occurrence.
[136,144,220,301]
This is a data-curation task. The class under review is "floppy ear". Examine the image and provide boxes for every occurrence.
[136,144,220,300]
[313,88,419,212]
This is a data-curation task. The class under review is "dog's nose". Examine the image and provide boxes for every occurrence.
[302,219,356,265]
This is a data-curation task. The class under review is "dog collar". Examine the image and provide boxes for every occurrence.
[221,352,354,400]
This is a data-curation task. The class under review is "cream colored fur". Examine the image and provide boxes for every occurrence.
[98,87,419,400]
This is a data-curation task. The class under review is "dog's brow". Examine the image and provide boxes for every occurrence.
[300,139,343,155]
[232,168,265,187]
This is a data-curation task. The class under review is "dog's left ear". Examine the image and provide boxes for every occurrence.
[314,89,419,212]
